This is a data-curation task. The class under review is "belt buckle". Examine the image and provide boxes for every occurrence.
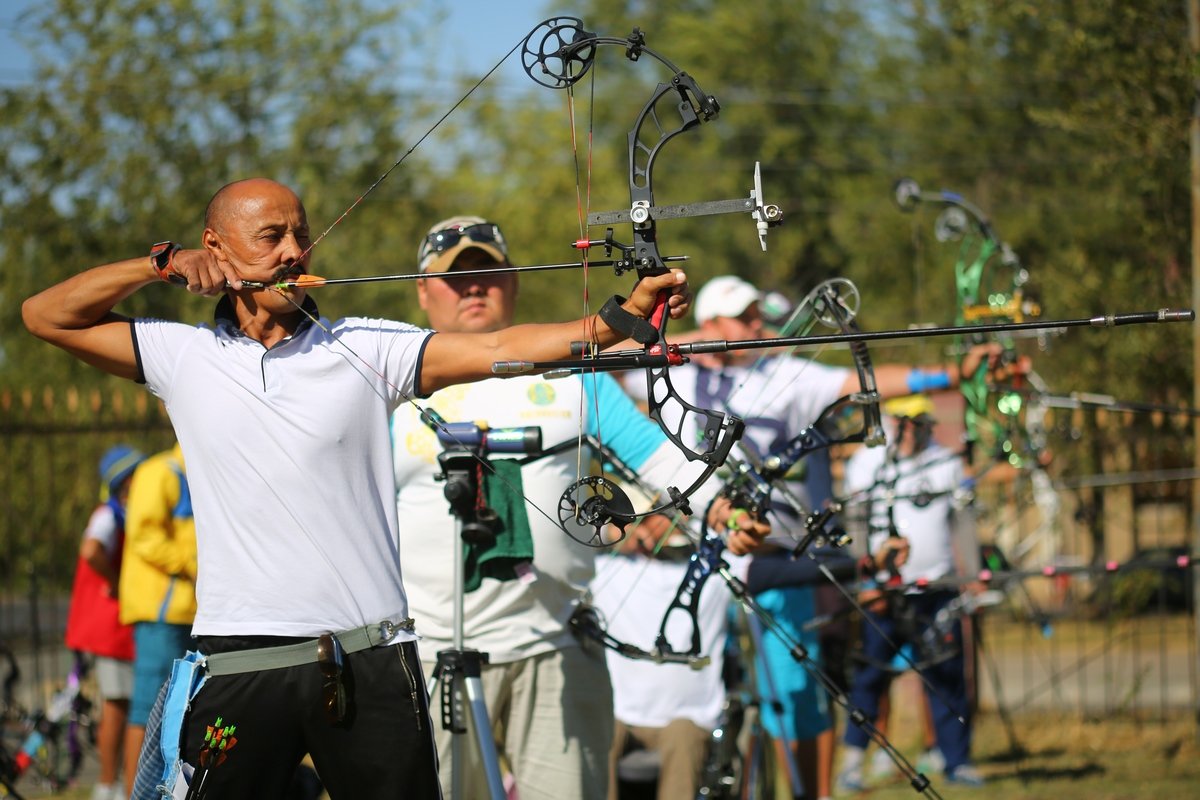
[378,619,396,642]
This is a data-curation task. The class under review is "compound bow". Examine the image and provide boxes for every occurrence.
[504,18,787,539]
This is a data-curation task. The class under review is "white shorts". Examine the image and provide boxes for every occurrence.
[95,656,134,701]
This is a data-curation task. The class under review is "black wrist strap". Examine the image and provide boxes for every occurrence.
[599,295,658,345]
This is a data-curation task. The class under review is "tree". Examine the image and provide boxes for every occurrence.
[0,0,434,387]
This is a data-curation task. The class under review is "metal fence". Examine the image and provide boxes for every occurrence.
[1,382,1197,723]
[1,383,174,710]
[973,570,1196,721]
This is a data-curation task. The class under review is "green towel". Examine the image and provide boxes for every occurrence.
[463,459,535,593]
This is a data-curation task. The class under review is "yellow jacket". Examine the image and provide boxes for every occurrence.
[118,444,197,625]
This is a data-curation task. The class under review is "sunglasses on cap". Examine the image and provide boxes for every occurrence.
[422,222,504,257]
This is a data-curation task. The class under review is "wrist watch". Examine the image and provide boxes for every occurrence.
[150,241,184,283]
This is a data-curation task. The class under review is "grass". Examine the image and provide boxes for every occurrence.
[853,710,1200,799]
[19,710,1200,799]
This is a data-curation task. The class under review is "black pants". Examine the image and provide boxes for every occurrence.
[183,635,441,799]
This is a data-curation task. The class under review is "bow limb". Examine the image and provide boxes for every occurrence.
[583,44,734,482]
[818,282,886,448]
[570,435,718,667]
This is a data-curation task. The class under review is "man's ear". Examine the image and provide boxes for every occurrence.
[415,277,430,312]
[202,227,226,263]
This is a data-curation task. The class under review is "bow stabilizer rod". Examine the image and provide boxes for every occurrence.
[493,308,1194,375]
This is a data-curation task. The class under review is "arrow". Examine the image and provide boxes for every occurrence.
[234,254,689,289]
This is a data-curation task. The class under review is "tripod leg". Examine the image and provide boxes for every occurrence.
[460,675,506,800]
[434,651,507,800]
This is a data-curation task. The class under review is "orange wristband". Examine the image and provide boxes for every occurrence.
[150,241,184,283]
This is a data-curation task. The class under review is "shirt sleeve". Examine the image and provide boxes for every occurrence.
[83,504,120,555]
[373,319,435,406]
[133,318,209,401]
[581,372,666,469]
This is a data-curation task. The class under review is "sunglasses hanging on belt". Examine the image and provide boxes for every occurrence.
[317,633,346,724]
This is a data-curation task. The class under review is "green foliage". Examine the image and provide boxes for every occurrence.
[0,0,431,385]
[0,0,1192,411]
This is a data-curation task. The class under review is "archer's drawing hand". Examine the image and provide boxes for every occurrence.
[169,248,243,296]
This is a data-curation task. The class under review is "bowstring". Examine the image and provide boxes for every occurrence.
[291,40,526,266]
[241,24,608,544]
[259,24,560,533]
[270,288,570,537]
[565,56,600,496]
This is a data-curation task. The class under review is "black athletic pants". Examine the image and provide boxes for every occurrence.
[182,635,442,799]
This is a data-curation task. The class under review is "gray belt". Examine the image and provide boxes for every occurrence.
[203,617,415,676]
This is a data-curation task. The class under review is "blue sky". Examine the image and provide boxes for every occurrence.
[0,1,566,88]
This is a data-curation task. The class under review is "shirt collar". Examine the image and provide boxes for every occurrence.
[214,294,319,339]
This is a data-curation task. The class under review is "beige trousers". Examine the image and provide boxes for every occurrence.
[608,717,712,800]
[424,645,614,800]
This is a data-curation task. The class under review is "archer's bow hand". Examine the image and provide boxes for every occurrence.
[708,496,770,556]
[623,269,691,322]
[960,341,1031,386]
[872,536,911,573]
[959,342,1002,383]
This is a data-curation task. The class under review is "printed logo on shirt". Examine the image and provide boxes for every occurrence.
[527,382,556,406]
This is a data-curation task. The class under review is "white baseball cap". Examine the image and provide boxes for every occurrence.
[694,276,762,324]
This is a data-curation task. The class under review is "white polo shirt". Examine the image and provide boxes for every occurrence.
[134,297,432,638]
[591,553,746,730]
[843,440,963,584]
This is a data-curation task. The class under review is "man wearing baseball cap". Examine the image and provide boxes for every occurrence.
[692,275,764,327]
[393,218,767,800]
[417,215,509,275]
[839,396,984,789]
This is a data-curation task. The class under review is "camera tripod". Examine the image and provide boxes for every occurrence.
[426,448,507,800]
